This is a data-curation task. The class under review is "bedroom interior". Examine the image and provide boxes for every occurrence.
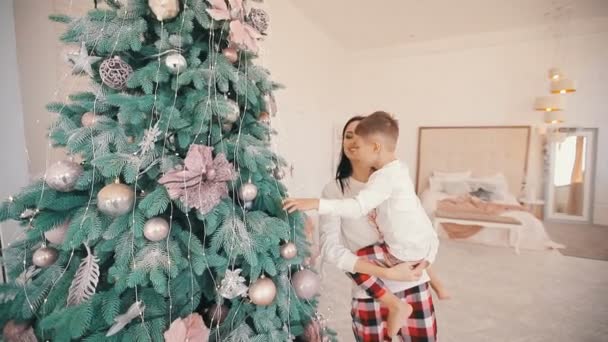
[1,0,607,341]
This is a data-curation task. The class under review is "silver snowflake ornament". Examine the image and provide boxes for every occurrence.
[219,269,248,299]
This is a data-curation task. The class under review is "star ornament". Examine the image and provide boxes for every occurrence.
[66,41,102,77]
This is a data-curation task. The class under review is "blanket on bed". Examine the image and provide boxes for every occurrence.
[436,195,526,239]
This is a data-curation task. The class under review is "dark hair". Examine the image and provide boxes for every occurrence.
[355,111,399,151]
[336,115,366,193]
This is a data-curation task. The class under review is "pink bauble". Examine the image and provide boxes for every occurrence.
[248,276,276,306]
[302,319,322,342]
[291,269,320,300]
[143,217,169,241]
[3,320,36,342]
[204,304,229,326]
[222,47,238,64]
[44,221,69,245]
[258,111,271,125]
[280,242,297,260]
[81,112,98,127]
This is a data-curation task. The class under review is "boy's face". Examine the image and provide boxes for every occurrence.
[353,135,379,167]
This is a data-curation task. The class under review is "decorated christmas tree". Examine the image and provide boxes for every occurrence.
[0,0,332,340]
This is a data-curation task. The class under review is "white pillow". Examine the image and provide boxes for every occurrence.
[442,180,471,196]
[429,171,472,193]
[433,170,472,179]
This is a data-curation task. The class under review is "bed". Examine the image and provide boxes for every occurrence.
[416,126,564,253]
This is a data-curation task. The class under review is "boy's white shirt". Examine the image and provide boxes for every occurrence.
[319,160,439,264]
[318,178,429,299]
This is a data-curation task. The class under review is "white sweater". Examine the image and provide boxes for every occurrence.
[319,160,439,264]
[319,177,430,299]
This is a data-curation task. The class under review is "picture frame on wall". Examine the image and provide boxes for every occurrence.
[331,123,343,175]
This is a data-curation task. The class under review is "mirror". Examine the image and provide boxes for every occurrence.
[545,128,597,223]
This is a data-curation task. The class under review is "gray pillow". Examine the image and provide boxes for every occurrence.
[470,187,493,201]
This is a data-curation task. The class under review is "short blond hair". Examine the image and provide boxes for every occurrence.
[355,111,399,151]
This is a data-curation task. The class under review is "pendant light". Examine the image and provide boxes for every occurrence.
[550,77,576,94]
[548,67,563,80]
[534,95,564,112]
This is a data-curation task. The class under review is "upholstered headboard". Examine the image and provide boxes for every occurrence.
[415,126,531,194]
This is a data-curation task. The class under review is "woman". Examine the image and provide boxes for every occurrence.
[319,116,438,341]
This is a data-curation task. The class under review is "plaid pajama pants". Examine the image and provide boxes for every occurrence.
[348,243,405,299]
[351,282,437,342]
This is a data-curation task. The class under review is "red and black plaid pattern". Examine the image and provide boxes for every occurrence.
[348,243,402,299]
[351,283,437,342]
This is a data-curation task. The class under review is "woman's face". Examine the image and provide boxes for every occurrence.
[343,120,361,161]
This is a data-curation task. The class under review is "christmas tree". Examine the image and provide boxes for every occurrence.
[0,0,332,340]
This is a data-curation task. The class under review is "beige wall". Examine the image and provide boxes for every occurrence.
[14,0,84,178]
[1,0,30,266]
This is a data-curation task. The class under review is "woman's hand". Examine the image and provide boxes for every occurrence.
[384,261,429,282]
[282,198,320,213]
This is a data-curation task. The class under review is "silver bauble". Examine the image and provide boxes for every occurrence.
[248,276,276,306]
[46,160,83,192]
[291,269,320,300]
[280,242,297,259]
[99,56,133,90]
[44,221,69,245]
[81,112,98,127]
[149,0,180,21]
[32,246,58,268]
[165,53,187,75]
[143,217,170,241]
[224,99,240,123]
[239,182,258,202]
[97,183,135,217]
[222,47,238,63]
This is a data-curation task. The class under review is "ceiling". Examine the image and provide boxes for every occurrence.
[288,0,608,50]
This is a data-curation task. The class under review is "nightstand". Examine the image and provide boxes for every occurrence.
[518,198,545,220]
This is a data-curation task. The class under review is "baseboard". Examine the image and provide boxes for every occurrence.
[593,204,608,226]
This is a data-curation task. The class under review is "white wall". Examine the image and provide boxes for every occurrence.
[0,0,30,280]
[262,1,348,197]
[338,18,608,225]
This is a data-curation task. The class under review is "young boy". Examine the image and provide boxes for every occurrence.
[283,111,440,337]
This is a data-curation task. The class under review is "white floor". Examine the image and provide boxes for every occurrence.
[318,239,608,342]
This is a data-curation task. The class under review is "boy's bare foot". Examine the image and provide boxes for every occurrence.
[435,288,451,300]
[386,301,413,337]
[431,282,451,300]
